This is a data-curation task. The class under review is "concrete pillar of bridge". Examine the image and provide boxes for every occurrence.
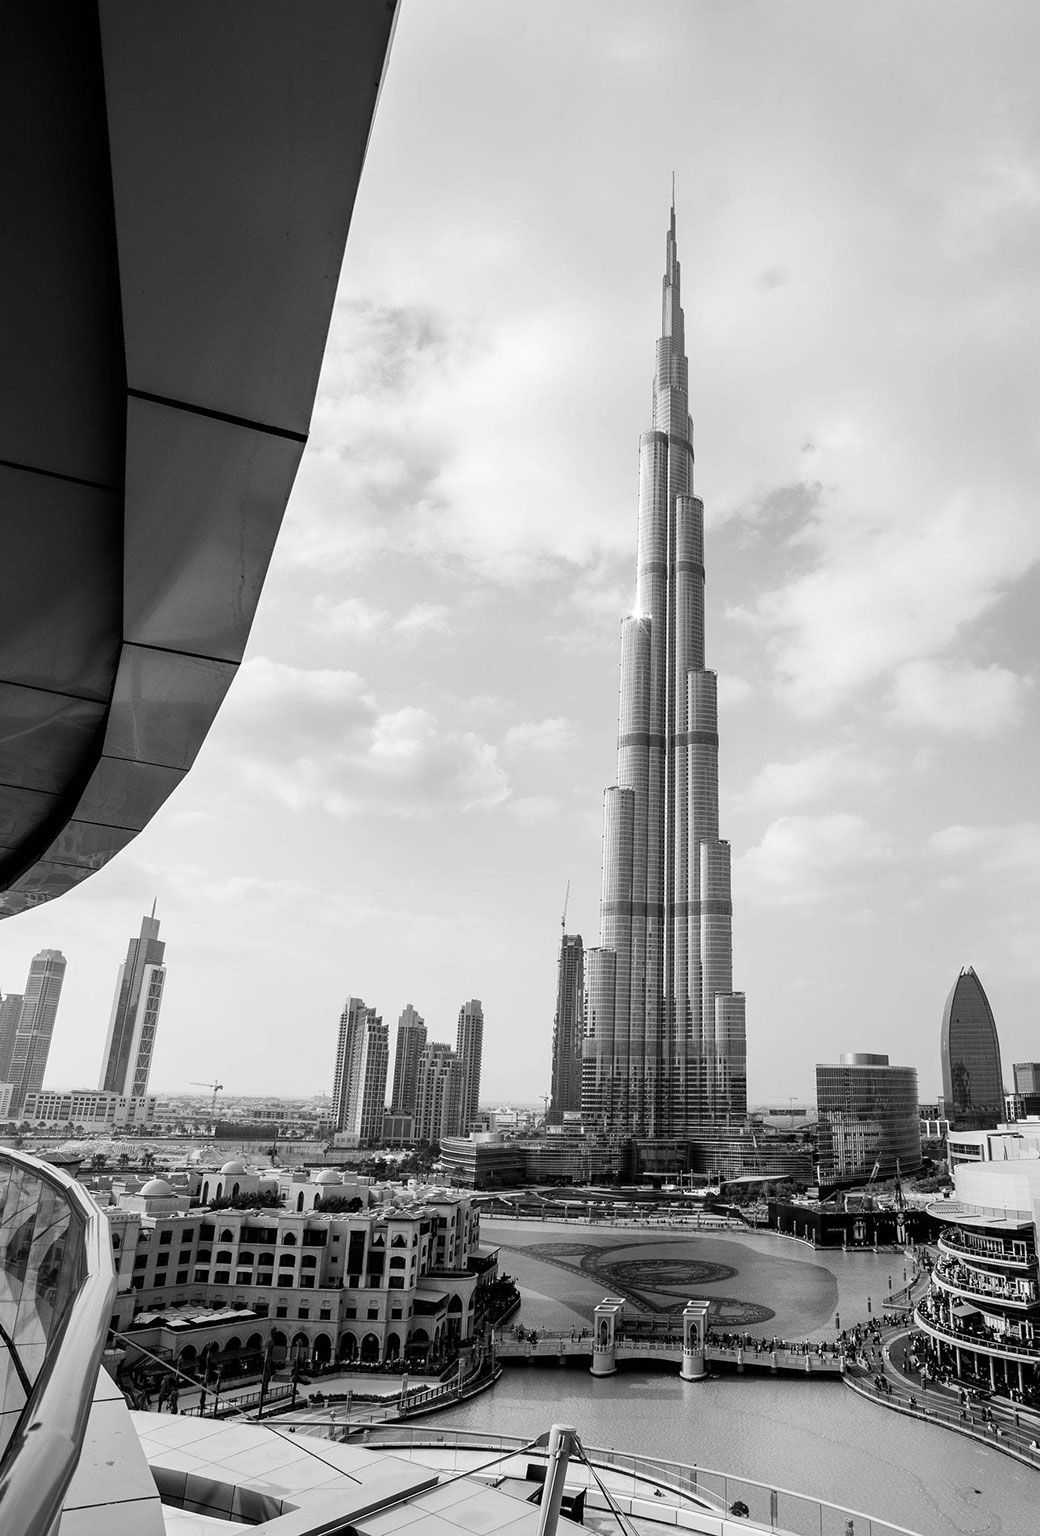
[736,1348,745,1374]
[591,1299,623,1377]
[681,1300,710,1381]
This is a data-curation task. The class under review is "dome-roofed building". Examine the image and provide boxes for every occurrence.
[219,1160,247,1177]
[313,1168,343,1185]
[941,966,1005,1132]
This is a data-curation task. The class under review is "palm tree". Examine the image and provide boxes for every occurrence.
[117,1152,131,1171]
[140,1150,156,1172]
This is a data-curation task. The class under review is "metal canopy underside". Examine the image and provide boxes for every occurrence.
[0,0,397,917]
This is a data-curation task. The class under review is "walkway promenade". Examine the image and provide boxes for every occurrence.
[842,1258,1040,1468]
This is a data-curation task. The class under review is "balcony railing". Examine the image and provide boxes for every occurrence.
[0,1148,116,1536]
[328,1425,924,1536]
[934,1258,1039,1310]
[914,1305,1039,1362]
[937,1229,1034,1268]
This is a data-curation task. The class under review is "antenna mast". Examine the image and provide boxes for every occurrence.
[561,880,570,932]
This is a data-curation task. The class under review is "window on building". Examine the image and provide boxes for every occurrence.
[300,1277,314,1289]
[319,1308,331,1321]
[279,1254,295,1267]
[388,1278,404,1290]
[278,1276,293,1288]
[282,1232,297,1246]
[134,1255,147,1270]
[276,1304,288,1318]
[214,1270,230,1284]
[298,1306,310,1319]
[367,1308,378,1320]
[159,1231,173,1245]
[237,1271,252,1286]
[176,1270,189,1285]
[200,1224,215,1240]
[194,1269,210,1282]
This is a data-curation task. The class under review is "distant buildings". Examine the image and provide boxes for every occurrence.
[99,906,167,1098]
[815,1053,921,1185]
[21,1089,155,1131]
[332,998,389,1145]
[8,949,67,1114]
[391,1004,426,1118]
[455,999,484,1134]
[550,934,583,1121]
[0,992,22,1084]
[941,966,1004,1131]
[415,1041,462,1144]
[1011,1062,1040,1119]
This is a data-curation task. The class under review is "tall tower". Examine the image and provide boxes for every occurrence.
[0,992,23,1084]
[98,905,167,1097]
[941,966,1004,1131]
[9,950,67,1114]
[391,1003,427,1118]
[455,999,484,1133]
[550,934,584,1120]
[583,203,747,1141]
[333,997,389,1145]
[415,1042,462,1144]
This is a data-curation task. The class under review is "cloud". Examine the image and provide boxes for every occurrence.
[743,747,886,810]
[887,659,1032,735]
[736,812,891,906]
[718,675,752,708]
[930,822,1040,881]
[216,658,509,818]
[313,597,453,645]
[503,718,573,756]
[506,796,560,825]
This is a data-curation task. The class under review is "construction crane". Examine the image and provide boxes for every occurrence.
[561,879,570,932]
[190,1081,224,1116]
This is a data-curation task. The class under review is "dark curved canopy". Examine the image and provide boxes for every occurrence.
[0,0,397,917]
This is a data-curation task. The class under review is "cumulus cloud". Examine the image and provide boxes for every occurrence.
[718,674,753,708]
[503,718,573,756]
[743,747,886,810]
[732,486,1039,716]
[736,812,891,906]
[217,658,508,818]
[887,659,1031,735]
[506,796,560,825]
[313,597,452,645]
[930,822,1040,881]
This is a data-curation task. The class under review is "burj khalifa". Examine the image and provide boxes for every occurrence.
[582,204,747,1141]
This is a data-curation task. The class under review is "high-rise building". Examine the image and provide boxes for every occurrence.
[0,992,23,1085]
[550,934,584,1120]
[941,966,1004,1131]
[332,998,389,1145]
[1014,1063,1040,1096]
[415,1042,462,1144]
[456,999,484,1134]
[391,1004,427,1118]
[98,906,167,1098]
[583,203,747,1141]
[815,1053,922,1185]
[9,950,67,1114]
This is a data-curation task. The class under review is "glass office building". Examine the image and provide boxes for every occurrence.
[941,966,1004,1131]
[816,1053,922,1184]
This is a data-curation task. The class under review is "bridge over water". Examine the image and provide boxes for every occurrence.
[495,1298,844,1380]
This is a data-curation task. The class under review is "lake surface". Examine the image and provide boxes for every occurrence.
[429,1220,1040,1536]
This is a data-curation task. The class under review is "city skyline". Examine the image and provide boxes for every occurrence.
[1,1,1039,1102]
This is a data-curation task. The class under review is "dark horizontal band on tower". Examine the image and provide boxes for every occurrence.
[637,560,705,579]
[618,730,718,749]
[603,900,733,918]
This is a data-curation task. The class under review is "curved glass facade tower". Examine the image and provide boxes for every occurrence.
[583,206,747,1139]
[941,966,1004,1130]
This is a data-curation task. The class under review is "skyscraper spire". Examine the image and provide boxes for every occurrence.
[582,206,747,1142]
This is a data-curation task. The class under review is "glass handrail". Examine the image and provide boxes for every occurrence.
[0,1148,116,1536]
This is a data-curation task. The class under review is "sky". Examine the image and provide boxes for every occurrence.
[4,0,1040,1107]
